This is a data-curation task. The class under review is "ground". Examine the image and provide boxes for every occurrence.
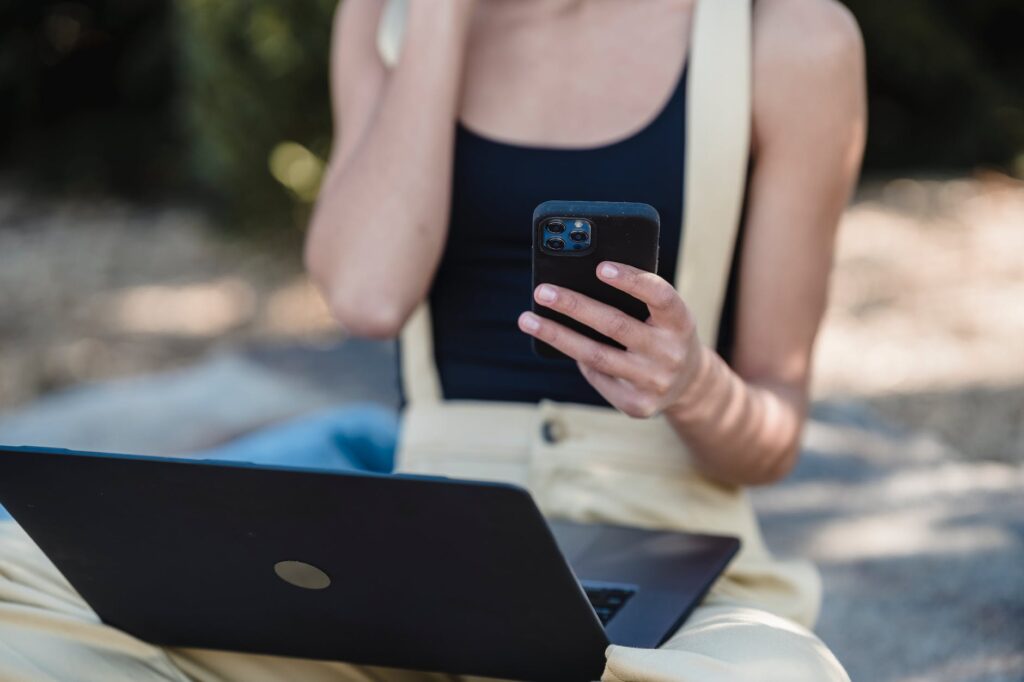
[0,174,1022,680]
[814,173,1024,464]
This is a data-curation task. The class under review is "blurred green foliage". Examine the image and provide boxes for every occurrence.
[0,0,180,196]
[1,0,1023,233]
[177,0,335,235]
[843,0,1024,173]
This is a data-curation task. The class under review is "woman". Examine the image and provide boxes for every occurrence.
[0,0,864,679]
[306,0,864,678]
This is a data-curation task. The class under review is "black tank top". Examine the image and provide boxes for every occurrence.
[411,61,742,407]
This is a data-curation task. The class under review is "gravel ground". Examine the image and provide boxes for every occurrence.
[0,192,338,408]
[813,173,1024,463]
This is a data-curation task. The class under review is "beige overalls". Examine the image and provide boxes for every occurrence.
[0,0,848,679]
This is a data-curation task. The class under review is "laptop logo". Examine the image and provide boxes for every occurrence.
[273,560,332,590]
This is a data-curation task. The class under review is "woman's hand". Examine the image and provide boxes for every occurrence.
[518,261,708,419]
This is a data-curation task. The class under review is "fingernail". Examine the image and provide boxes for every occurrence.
[599,263,619,278]
[536,284,557,303]
[519,313,541,332]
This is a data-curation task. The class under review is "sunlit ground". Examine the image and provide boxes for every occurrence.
[813,173,1024,463]
[817,174,1024,394]
[0,173,1021,462]
[0,197,338,408]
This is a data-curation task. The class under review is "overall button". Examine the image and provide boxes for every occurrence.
[541,418,568,444]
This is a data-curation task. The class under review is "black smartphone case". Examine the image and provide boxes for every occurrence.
[532,200,660,359]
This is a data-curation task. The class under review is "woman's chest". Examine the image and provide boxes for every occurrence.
[457,0,692,149]
[445,131,686,287]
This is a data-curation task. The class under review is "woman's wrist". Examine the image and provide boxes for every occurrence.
[664,343,719,426]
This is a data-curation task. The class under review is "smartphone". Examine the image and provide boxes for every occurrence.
[531,200,660,359]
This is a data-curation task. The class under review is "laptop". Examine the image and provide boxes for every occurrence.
[0,445,739,682]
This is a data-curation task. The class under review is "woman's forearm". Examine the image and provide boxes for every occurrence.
[665,346,806,486]
[306,1,475,338]
[518,261,809,487]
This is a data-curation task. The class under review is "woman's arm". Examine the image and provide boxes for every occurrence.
[670,0,866,484]
[305,0,475,338]
[520,0,866,486]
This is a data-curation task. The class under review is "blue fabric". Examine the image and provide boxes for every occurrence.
[0,404,399,522]
[193,404,398,473]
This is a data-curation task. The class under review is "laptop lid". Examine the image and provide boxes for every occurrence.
[0,446,609,682]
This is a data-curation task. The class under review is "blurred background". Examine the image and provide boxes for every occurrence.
[0,1,1022,681]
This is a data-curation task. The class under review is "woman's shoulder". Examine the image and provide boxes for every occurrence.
[753,0,863,73]
[750,0,866,149]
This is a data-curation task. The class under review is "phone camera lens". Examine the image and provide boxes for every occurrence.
[546,221,565,234]
[569,230,588,243]
[545,237,565,251]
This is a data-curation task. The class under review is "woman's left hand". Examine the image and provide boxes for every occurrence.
[518,261,707,419]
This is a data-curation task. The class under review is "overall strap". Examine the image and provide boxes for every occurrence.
[399,302,443,405]
[381,0,752,407]
[676,0,752,345]
[376,0,407,69]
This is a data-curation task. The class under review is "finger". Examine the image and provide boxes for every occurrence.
[578,362,660,419]
[518,312,651,385]
[595,261,692,330]
[533,283,649,349]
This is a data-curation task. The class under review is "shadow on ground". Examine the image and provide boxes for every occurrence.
[754,402,1024,682]
[862,385,1024,464]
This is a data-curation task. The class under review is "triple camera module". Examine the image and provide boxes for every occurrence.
[541,218,592,253]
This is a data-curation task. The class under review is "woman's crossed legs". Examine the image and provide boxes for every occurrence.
[0,520,847,682]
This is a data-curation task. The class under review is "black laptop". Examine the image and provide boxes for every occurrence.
[0,446,738,682]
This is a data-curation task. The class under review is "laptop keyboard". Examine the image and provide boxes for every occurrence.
[581,582,637,625]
